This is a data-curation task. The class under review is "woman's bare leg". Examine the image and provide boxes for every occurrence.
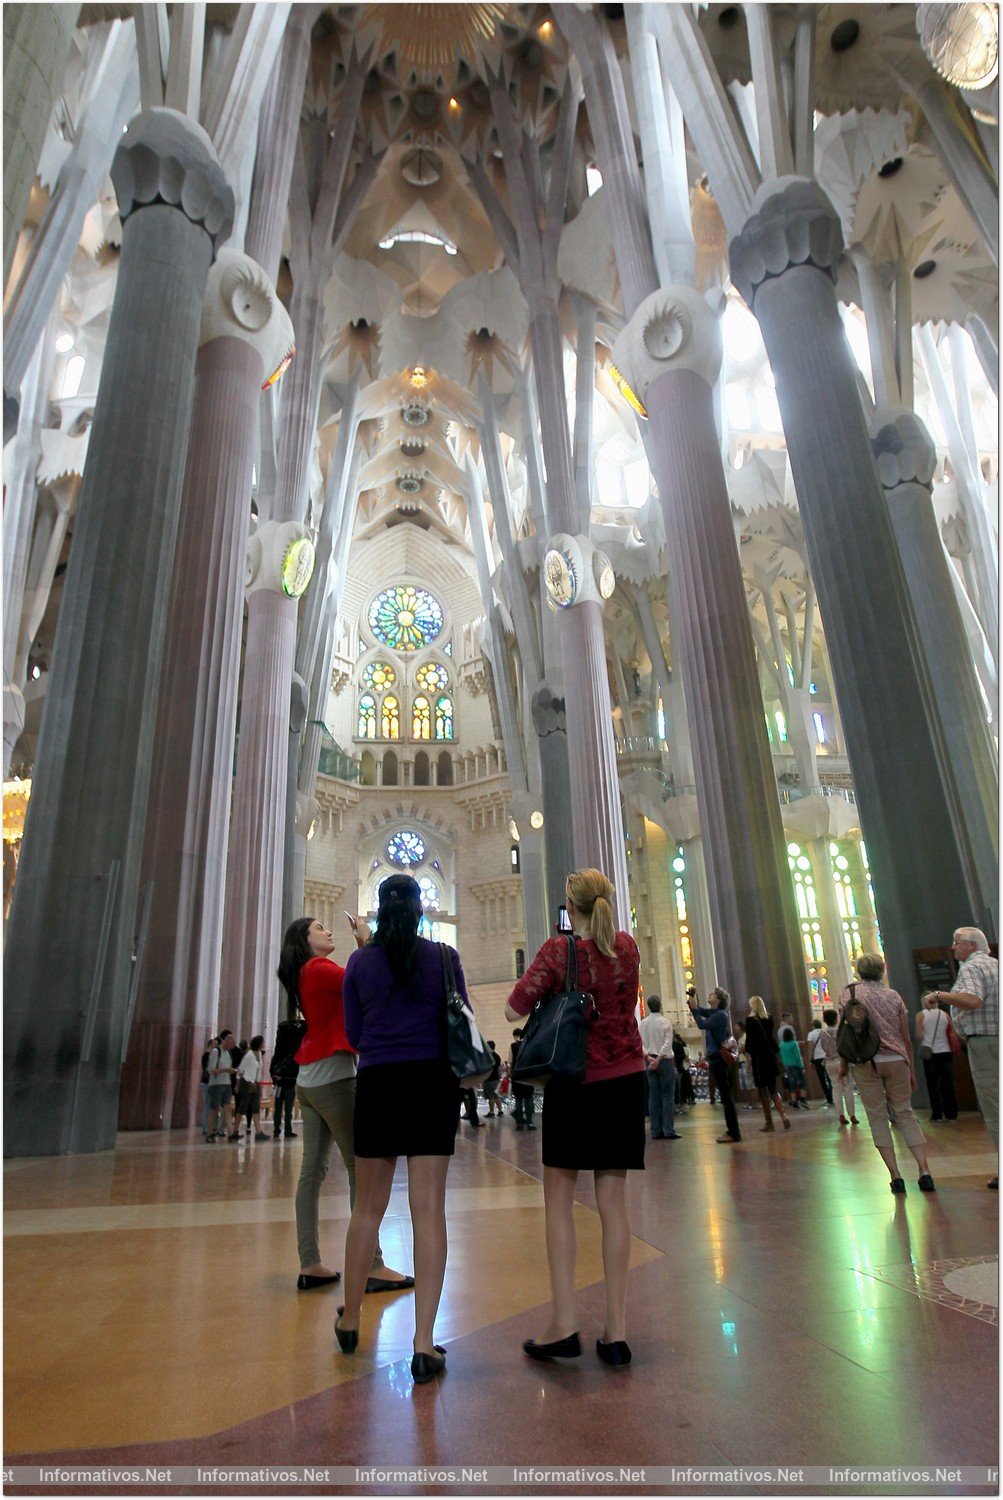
[535,1165,579,1341]
[594,1169,631,1343]
[340,1157,396,1334]
[407,1154,451,1355]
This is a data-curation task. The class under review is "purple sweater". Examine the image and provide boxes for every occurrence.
[343,937,469,1068]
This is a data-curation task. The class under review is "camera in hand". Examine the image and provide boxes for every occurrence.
[557,905,572,933]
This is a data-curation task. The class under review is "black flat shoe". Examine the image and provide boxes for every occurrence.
[917,1173,937,1192]
[411,1349,446,1384]
[596,1339,632,1367]
[890,1178,906,1194]
[335,1313,358,1354]
[365,1274,415,1294]
[522,1332,581,1360]
[297,1271,341,1291]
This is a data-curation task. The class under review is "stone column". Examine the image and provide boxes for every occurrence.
[507,791,548,957]
[870,407,998,929]
[614,285,810,1026]
[661,792,717,1003]
[809,837,852,994]
[3,322,57,775]
[3,108,233,1157]
[221,521,314,1043]
[729,177,974,1002]
[118,250,292,1130]
[3,4,80,291]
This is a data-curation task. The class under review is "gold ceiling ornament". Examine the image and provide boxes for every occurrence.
[3,778,31,844]
[362,3,509,75]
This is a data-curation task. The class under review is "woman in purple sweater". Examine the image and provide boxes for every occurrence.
[335,873,465,1385]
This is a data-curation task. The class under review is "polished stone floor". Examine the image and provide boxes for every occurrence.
[4,1098,998,1491]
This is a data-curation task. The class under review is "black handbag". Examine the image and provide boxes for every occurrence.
[440,943,495,1087]
[511,935,598,1090]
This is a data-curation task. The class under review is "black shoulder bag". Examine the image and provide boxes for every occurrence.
[511,936,599,1090]
[440,943,495,1087]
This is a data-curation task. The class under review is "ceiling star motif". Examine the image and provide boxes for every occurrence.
[361,3,509,76]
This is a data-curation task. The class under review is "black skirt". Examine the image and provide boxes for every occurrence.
[354,1057,460,1158]
[541,1070,646,1171]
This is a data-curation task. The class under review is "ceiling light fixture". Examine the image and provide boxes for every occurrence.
[918,2,999,89]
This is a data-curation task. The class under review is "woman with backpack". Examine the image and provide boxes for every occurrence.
[837,953,936,1194]
[277,914,414,1296]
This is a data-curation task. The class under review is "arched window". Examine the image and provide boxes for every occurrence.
[386,830,426,867]
[436,750,453,786]
[360,749,376,786]
[418,874,441,910]
[434,694,453,740]
[412,695,431,740]
[381,694,400,740]
[358,694,377,739]
[414,750,430,786]
[382,749,398,786]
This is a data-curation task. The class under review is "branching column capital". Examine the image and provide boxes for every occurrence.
[728,176,843,310]
[612,283,726,399]
[245,519,316,601]
[869,407,938,493]
[111,106,234,251]
[199,249,294,385]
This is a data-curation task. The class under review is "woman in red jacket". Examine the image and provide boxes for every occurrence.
[277,915,413,1294]
[505,868,645,1367]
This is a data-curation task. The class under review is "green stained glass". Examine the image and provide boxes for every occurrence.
[434,694,453,740]
[369,585,443,652]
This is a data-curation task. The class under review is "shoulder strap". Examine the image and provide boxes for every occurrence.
[439,941,457,997]
[564,933,578,993]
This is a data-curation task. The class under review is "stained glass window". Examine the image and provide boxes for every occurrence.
[434,695,453,740]
[386,830,426,867]
[363,660,397,692]
[444,641,452,656]
[412,695,431,740]
[381,694,400,740]
[358,694,377,739]
[368,585,443,652]
[416,661,449,694]
[418,875,441,910]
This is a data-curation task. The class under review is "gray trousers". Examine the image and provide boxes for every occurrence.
[295,1078,385,1272]
[966,1035,999,1147]
[646,1058,677,1136]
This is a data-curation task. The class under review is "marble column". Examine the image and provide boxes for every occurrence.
[3,108,233,1157]
[3,4,80,291]
[221,523,313,1044]
[118,250,292,1130]
[808,837,852,994]
[3,323,57,775]
[615,285,810,1027]
[729,177,974,1001]
[507,791,549,958]
[870,407,998,930]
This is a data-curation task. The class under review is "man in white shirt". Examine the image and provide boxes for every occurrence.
[925,926,998,1189]
[806,1017,835,1107]
[638,996,679,1140]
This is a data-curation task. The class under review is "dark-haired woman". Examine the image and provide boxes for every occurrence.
[336,874,466,1385]
[505,868,645,1368]
[277,915,413,1295]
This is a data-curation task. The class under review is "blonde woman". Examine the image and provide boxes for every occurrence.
[505,869,645,1368]
[742,996,791,1132]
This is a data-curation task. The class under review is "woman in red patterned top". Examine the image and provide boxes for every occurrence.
[505,868,644,1368]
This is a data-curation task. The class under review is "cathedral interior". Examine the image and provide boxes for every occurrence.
[2,0,999,1489]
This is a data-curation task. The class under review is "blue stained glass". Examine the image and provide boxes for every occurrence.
[386,830,426,867]
[368,585,443,652]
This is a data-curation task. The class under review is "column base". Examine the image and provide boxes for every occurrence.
[118,1020,204,1130]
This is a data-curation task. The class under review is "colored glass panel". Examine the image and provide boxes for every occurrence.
[358,694,377,739]
[368,585,443,652]
[416,661,449,694]
[381,695,400,740]
[412,695,431,740]
[362,660,396,691]
[434,694,453,740]
[386,830,426,867]
[418,875,440,910]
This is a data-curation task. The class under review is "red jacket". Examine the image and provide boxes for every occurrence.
[294,957,356,1065]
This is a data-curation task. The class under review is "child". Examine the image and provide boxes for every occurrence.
[778,1024,809,1110]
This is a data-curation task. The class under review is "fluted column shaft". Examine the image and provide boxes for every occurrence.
[730,179,974,1003]
[3,109,233,1156]
[118,336,265,1130]
[871,409,998,931]
[645,367,808,1024]
[807,837,851,994]
[221,588,298,1042]
[243,7,317,283]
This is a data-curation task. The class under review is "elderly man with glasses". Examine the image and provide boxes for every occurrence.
[925,927,998,1189]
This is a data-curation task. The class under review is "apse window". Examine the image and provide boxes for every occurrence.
[386,830,427,867]
[60,355,86,399]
